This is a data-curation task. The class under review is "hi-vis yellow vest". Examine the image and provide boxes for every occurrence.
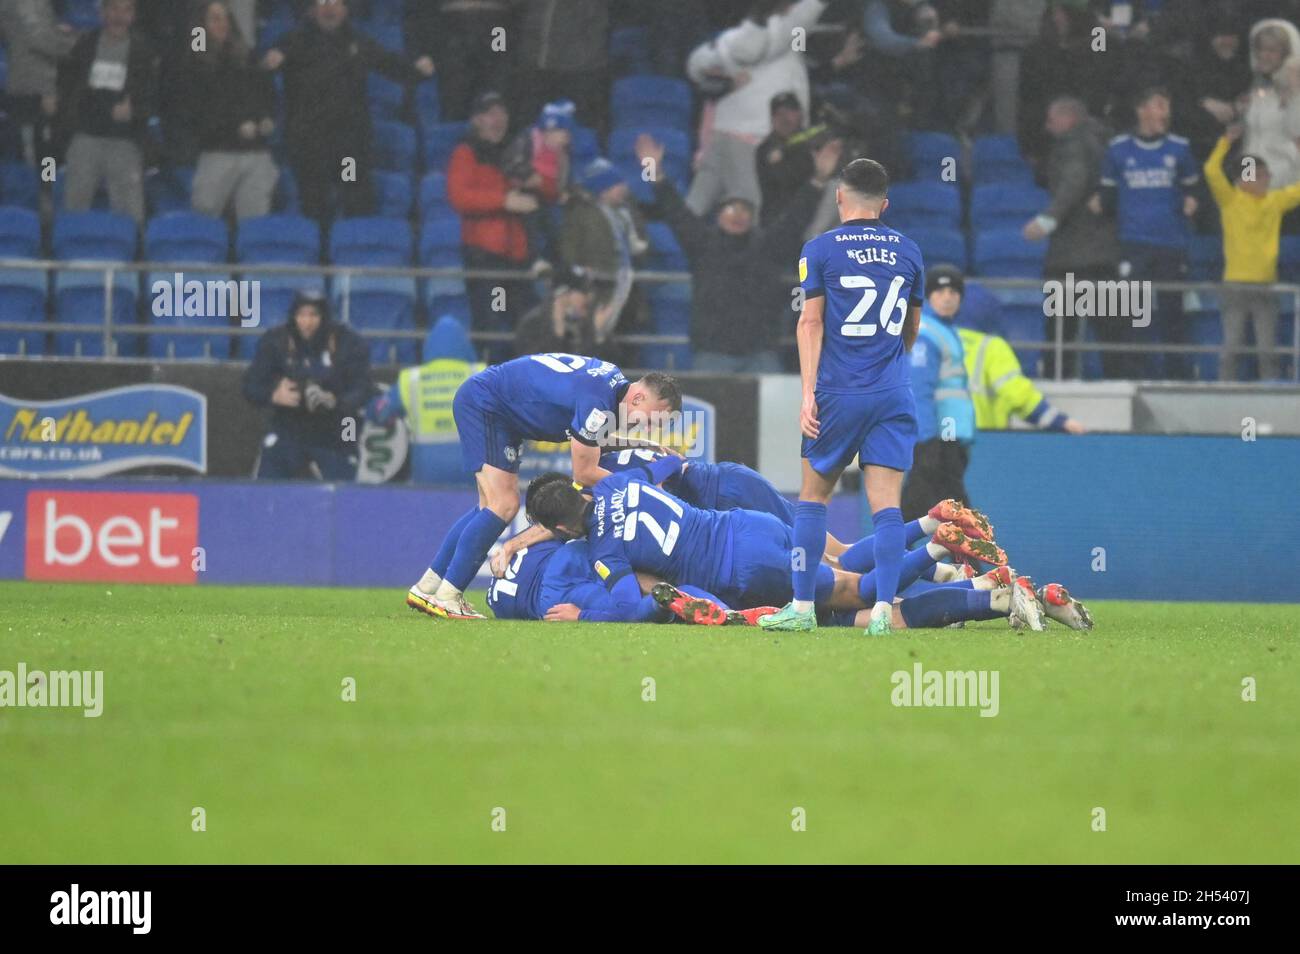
[398,359,485,443]
[957,327,1045,430]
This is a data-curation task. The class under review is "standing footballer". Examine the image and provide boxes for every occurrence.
[760,158,924,635]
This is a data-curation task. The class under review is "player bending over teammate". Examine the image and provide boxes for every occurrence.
[406,353,680,621]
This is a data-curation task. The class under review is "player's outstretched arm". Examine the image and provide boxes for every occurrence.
[903,304,921,352]
[797,296,825,439]
[491,523,556,577]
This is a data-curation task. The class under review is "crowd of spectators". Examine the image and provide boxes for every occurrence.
[2,0,1300,381]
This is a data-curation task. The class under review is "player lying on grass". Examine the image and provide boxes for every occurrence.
[524,455,1032,629]
[405,353,681,621]
[651,573,1093,631]
[493,450,993,575]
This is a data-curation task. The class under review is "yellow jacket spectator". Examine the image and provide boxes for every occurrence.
[1203,127,1300,378]
[958,326,1086,433]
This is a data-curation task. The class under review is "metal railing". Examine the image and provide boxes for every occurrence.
[1,258,1298,381]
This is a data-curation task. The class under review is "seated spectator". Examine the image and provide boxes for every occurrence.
[685,0,829,218]
[0,0,77,167]
[56,0,159,224]
[504,99,577,266]
[559,157,649,344]
[263,0,433,223]
[242,291,371,481]
[636,131,840,373]
[1203,125,1300,381]
[448,91,539,362]
[181,1,279,222]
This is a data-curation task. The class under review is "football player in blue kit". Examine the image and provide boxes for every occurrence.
[406,353,681,620]
[761,157,926,636]
[524,457,1008,624]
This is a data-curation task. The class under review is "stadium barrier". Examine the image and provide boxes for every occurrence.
[3,257,1299,379]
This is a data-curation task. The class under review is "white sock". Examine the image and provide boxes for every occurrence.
[434,579,462,602]
[872,600,892,618]
[792,600,814,614]
[918,516,940,534]
[930,562,961,583]
[990,589,1012,613]
[416,569,441,595]
[925,541,948,561]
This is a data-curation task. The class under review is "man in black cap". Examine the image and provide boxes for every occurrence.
[902,263,976,521]
[755,91,817,227]
[242,291,372,480]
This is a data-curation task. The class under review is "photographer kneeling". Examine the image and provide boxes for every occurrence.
[242,291,371,480]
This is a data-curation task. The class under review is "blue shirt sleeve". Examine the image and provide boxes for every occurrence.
[799,236,825,300]
[1177,142,1200,187]
[908,250,926,307]
[570,379,616,446]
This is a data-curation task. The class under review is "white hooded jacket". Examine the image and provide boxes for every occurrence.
[1244,18,1300,188]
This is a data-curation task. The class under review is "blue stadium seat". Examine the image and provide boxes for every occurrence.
[237,214,320,264]
[368,74,405,120]
[610,27,652,77]
[425,292,472,331]
[611,76,693,131]
[0,206,41,258]
[60,0,100,30]
[971,228,1046,277]
[334,275,418,364]
[639,344,693,371]
[994,289,1049,375]
[419,216,464,266]
[355,19,403,52]
[608,127,690,169]
[52,211,137,261]
[571,126,601,166]
[330,216,413,266]
[644,222,687,271]
[372,120,418,173]
[972,135,1034,183]
[144,269,236,360]
[0,161,40,209]
[373,171,414,218]
[904,132,960,181]
[0,270,48,356]
[647,283,691,334]
[414,79,440,127]
[1190,308,1223,381]
[418,171,450,220]
[970,183,1050,230]
[883,182,960,231]
[145,212,229,263]
[234,274,328,359]
[422,122,469,172]
[146,166,196,215]
[365,0,405,24]
[907,227,967,271]
[53,270,138,357]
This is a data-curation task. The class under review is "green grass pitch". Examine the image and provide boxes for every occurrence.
[1,581,1295,864]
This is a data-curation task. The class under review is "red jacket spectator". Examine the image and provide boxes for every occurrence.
[448,138,530,263]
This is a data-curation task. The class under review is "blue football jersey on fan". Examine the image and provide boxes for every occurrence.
[1100,133,1199,248]
[475,353,628,444]
[798,219,925,393]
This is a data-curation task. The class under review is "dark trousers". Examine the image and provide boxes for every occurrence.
[289,140,375,225]
[902,438,971,523]
[1043,264,1116,380]
[256,430,357,481]
[1120,241,1191,380]
[463,245,537,364]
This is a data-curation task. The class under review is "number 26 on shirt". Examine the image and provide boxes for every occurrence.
[839,274,907,337]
